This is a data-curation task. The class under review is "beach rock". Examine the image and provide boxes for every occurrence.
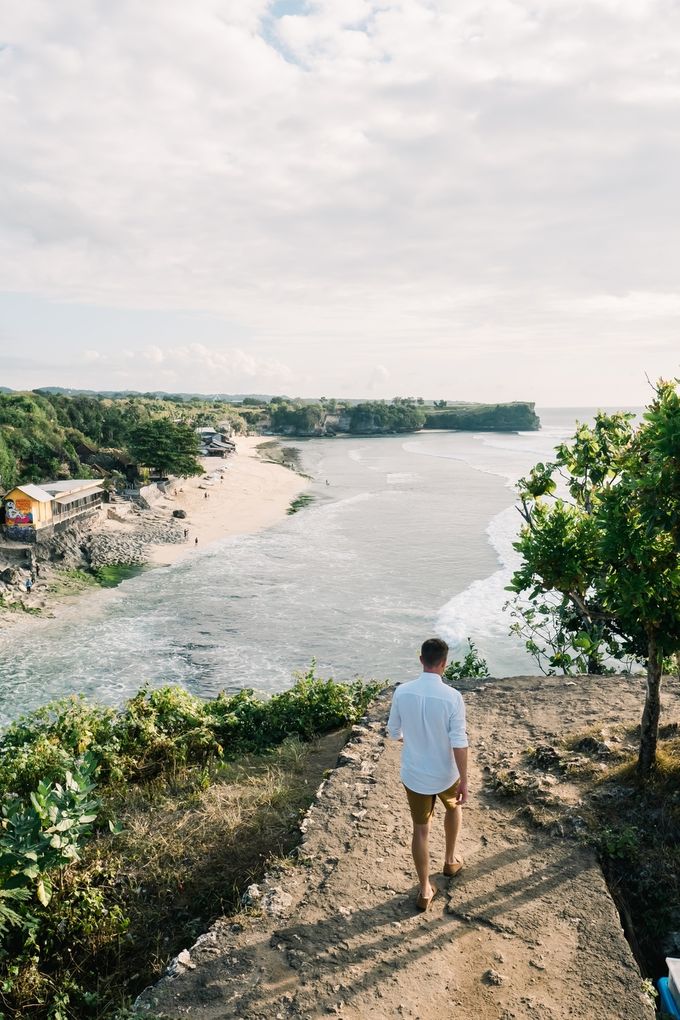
[172,509,187,519]
[573,736,614,758]
[483,969,506,986]
[242,883,262,905]
[85,514,185,567]
[165,949,196,977]
[262,887,294,918]
[528,744,564,771]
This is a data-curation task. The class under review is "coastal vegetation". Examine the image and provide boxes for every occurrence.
[443,639,489,682]
[423,401,540,432]
[508,379,680,776]
[0,391,247,491]
[0,670,384,1019]
[0,390,539,492]
[264,397,539,436]
[287,493,315,515]
[126,420,203,478]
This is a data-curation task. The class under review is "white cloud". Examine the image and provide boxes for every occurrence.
[1,0,680,402]
[74,343,293,392]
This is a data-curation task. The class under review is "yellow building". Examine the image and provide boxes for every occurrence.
[2,479,104,541]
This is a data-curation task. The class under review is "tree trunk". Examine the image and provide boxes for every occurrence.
[638,633,663,777]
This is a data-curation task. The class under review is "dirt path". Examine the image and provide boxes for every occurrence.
[138,676,670,1019]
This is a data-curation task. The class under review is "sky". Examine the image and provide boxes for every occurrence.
[1,0,679,405]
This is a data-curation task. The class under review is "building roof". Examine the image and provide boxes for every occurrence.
[41,479,102,497]
[11,484,54,502]
[53,487,104,506]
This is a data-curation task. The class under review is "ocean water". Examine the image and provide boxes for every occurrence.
[0,408,624,725]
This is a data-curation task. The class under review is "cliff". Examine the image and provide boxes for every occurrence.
[272,401,541,437]
[137,674,664,1020]
[424,401,540,432]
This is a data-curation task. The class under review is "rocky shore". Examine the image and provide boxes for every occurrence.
[0,440,308,630]
[0,498,190,626]
[87,508,186,568]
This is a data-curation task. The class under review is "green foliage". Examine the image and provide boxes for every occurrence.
[349,400,426,434]
[0,393,90,487]
[0,763,100,906]
[0,391,247,491]
[443,640,489,681]
[271,402,325,434]
[0,671,384,1017]
[127,419,202,478]
[424,401,540,432]
[598,824,641,860]
[287,493,314,515]
[506,595,626,675]
[509,381,680,774]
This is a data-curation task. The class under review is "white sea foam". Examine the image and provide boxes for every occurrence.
[434,505,531,675]
[386,472,416,485]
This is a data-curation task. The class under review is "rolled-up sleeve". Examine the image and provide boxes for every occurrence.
[448,697,468,748]
[387,689,403,740]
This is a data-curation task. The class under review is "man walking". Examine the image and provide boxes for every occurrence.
[387,637,469,910]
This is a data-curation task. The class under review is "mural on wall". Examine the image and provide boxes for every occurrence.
[3,498,34,528]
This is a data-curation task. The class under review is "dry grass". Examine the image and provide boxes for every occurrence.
[83,732,347,1000]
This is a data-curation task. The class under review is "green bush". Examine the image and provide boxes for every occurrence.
[443,640,489,682]
[0,669,384,1019]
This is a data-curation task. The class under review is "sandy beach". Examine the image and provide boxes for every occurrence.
[0,438,308,636]
[146,437,308,567]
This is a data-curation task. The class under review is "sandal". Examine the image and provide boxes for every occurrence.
[443,858,464,878]
[416,884,439,911]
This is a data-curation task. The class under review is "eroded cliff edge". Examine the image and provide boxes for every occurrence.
[137,676,666,1020]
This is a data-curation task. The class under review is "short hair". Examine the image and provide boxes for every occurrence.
[420,637,448,668]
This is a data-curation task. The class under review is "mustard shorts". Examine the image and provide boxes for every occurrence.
[404,781,461,825]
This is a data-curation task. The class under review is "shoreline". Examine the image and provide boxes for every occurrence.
[0,437,309,637]
[145,437,308,567]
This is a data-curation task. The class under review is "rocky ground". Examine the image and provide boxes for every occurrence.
[87,505,185,567]
[136,674,674,1020]
[0,501,187,626]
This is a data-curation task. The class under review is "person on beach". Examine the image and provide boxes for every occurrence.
[387,637,468,911]
[194,536,198,545]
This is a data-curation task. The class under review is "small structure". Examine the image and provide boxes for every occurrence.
[195,428,236,458]
[2,479,104,541]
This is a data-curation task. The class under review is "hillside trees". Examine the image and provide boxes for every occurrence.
[0,393,87,486]
[349,401,426,433]
[270,403,325,434]
[127,419,202,477]
[508,381,680,776]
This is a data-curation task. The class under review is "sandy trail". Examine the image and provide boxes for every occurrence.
[139,674,669,1019]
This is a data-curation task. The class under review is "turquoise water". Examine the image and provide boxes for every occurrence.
[0,409,618,725]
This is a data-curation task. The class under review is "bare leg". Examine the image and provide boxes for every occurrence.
[412,821,433,897]
[444,805,462,866]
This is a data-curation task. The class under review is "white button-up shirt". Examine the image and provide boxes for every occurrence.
[387,672,468,794]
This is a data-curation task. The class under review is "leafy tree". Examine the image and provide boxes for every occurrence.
[127,419,202,478]
[508,381,680,776]
[349,401,425,433]
[506,594,625,676]
[270,402,325,434]
[0,393,89,486]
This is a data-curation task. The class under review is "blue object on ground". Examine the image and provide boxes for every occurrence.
[659,977,680,1018]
